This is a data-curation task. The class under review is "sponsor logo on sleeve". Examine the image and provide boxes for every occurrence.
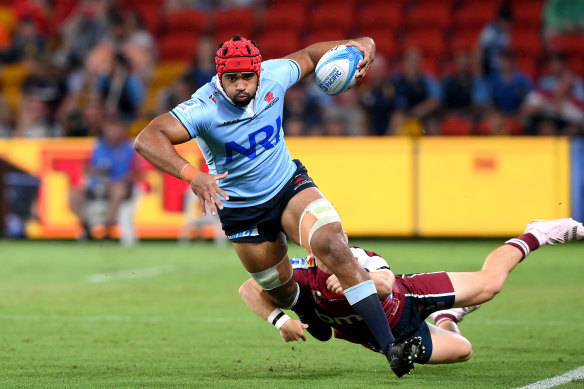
[176,99,201,112]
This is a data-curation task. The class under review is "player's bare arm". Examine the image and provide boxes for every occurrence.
[239,279,308,342]
[285,37,376,81]
[134,113,229,216]
[326,270,395,300]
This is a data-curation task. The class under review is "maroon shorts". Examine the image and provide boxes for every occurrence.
[392,272,455,363]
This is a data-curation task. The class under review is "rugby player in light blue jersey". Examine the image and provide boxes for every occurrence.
[134,35,414,376]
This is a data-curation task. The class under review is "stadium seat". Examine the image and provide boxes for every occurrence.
[261,3,306,33]
[308,4,354,32]
[51,0,77,27]
[548,34,584,56]
[215,28,255,46]
[130,2,163,35]
[367,27,399,60]
[402,29,447,58]
[157,33,199,63]
[569,56,584,78]
[449,28,482,53]
[257,30,300,60]
[356,2,403,31]
[512,0,544,28]
[511,28,542,58]
[516,56,538,80]
[441,115,473,136]
[407,3,452,30]
[302,29,347,47]
[164,10,208,35]
[454,2,498,30]
[214,8,256,39]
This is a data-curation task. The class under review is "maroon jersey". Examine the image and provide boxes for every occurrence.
[291,246,404,350]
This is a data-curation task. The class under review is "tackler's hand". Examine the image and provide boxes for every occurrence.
[346,37,376,80]
[190,171,229,216]
[280,319,308,342]
[325,274,344,295]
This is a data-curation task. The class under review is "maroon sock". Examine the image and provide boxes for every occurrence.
[434,313,458,326]
[505,233,541,260]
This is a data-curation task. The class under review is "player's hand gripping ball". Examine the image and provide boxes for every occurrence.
[315,45,364,96]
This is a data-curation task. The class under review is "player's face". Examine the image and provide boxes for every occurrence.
[221,72,258,107]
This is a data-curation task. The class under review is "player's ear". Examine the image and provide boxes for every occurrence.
[343,231,349,244]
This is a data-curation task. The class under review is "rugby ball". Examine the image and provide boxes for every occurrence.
[315,45,364,96]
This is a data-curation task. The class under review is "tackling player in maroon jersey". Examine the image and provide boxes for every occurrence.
[239,218,584,376]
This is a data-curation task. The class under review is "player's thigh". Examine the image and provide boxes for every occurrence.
[447,271,491,308]
[281,187,343,249]
[427,323,472,364]
[232,232,290,274]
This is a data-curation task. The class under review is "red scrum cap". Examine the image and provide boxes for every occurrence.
[215,35,262,88]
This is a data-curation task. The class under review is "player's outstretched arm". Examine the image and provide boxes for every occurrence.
[326,270,395,300]
[285,37,376,81]
[134,113,229,216]
[239,279,308,342]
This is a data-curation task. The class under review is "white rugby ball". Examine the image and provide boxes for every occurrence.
[314,45,364,96]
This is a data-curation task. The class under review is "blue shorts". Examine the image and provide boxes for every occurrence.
[392,272,456,364]
[217,159,318,243]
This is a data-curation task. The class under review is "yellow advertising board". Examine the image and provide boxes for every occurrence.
[286,137,415,236]
[417,137,571,237]
[0,137,571,239]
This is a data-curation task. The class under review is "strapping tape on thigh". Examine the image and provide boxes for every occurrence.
[249,256,293,290]
[299,198,341,248]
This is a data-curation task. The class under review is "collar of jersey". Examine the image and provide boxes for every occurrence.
[214,76,256,116]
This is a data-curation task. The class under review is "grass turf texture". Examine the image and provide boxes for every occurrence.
[0,239,583,389]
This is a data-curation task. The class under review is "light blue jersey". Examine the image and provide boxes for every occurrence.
[171,59,301,208]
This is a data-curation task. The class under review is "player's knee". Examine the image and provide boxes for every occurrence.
[459,339,473,362]
[310,231,348,265]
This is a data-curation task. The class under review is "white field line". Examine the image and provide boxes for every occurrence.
[86,265,176,283]
[516,366,584,389]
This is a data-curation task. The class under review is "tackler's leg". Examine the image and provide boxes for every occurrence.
[448,218,584,308]
[282,188,398,361]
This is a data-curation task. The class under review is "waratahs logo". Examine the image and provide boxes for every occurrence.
[319,65,344,92]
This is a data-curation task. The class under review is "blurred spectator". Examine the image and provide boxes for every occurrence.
[185,35,218,90]
[390,48,442,135]
[0,17,47,64]
[486,50,532,116]
[14,57,66,138]
[22,55,67,123]
[0,96,13,137]
[359,55,395,135]
[14,0,51,35]
[522,52,584,135]
[477,109,521,135]
[283,116,305,137]
[478,2,513,76]
[61,90,105,137]
[441,50,489,120]
[111,10,157,82]
[164,0,215,13]
[69,113,138,240]
[56,0,112,68]
[324,89,366,136]
[97,51,145,122]
[544,0,584,37]
[283,84,324,135]
[155,74,195,116]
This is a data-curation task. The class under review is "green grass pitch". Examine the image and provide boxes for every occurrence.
[0,239,583,388]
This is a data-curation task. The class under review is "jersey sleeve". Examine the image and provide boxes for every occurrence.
[350,247,391,273]
[169,97,212,138]
[262,59,301,90]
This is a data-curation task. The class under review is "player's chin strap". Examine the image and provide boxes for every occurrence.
[214,77,256,115]
[298,198,342,251]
